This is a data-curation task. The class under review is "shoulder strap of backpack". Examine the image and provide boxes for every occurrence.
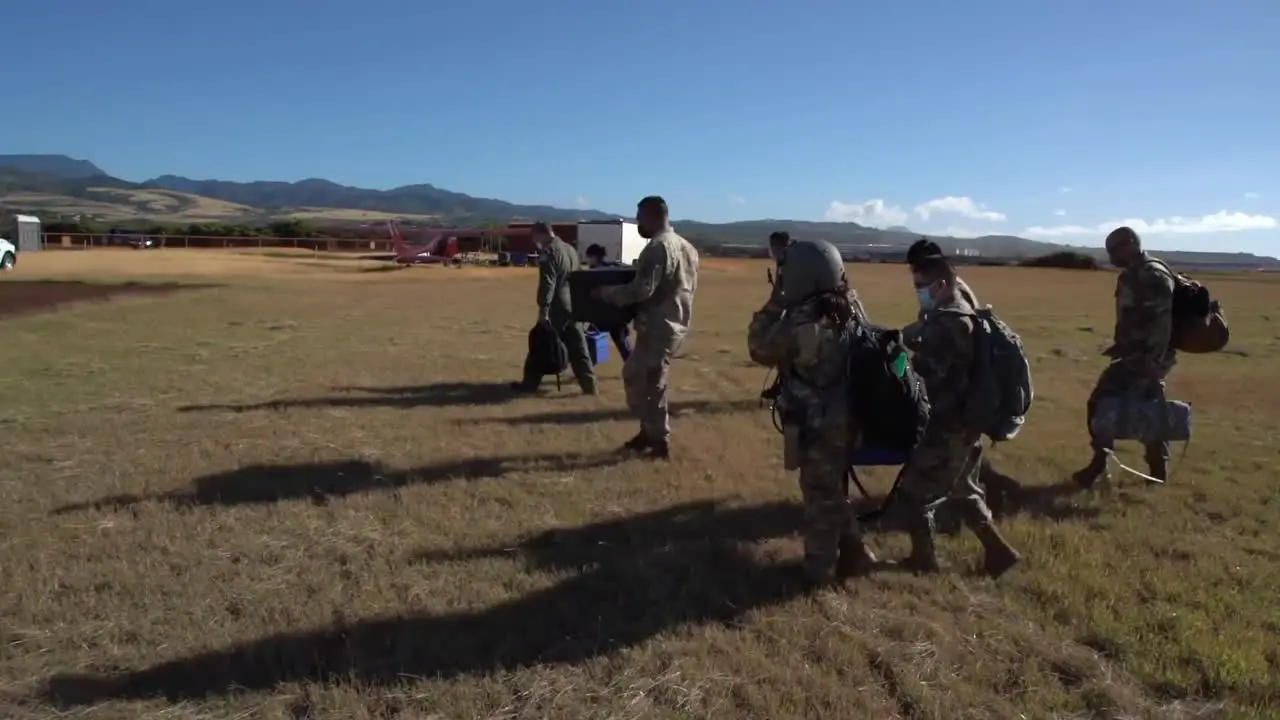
[1142,257,1185,287]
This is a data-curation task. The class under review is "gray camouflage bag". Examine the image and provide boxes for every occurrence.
[1090,395,1192,445]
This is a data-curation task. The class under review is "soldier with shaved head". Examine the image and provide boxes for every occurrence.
[595,196,700,460]
[1073,226,1178,488]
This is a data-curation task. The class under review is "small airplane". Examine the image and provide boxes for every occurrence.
[388,221,457,265]
[388,220,537,265]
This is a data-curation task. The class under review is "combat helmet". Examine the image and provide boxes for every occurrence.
[779,239,847,306]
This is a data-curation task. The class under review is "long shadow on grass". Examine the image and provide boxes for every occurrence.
[177,381,526,413]
[40,500,812,707]
[50,452,626,514]
[474,397,761,426]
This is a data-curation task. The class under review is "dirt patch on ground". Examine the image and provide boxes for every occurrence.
[0,281,212,321]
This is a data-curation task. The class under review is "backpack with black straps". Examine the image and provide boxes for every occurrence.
[527,323,569,390]
[847,323,930,454]
[942,306,1034,443]
[1145,258,1230,354]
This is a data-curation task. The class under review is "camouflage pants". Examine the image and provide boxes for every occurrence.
[622,332,681,442]
[897,431,990,531]
[1086,360,1172,461]
[799,437,863,579]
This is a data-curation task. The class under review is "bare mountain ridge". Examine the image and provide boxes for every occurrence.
[1,154,1275,266]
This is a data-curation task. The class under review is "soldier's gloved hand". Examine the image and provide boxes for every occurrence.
[537,312,552,329]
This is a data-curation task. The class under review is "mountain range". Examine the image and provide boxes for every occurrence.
[1,154,1275,267]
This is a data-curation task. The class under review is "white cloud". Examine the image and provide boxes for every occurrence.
[1243,191,1260,199]
[913,196,1006,222]
[728,194,746,204]
[1059,186,1073,194]
[574,195,590,209]
[1053,208,1068,217]
[824,199,909,226]
[1024,210,1279,238]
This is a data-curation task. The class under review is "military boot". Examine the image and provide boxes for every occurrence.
[622,431,651,453]
[797,560,836,591]
[836,534,878,579]
[1071,451,1109,489]
[902,525,942,574]
[970,522,1021,578]
[579,376,598,396]
[1144,451,1168,483]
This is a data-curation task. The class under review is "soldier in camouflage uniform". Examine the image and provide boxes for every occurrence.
[596,196,699,460]
[902,239,1022,519]
[1073,226,1177,487]
[893,255,1021,577]
[513,222,597,395]
[747,239,878,587]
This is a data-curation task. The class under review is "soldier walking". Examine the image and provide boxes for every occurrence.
[892,255,1021,577]
[1073,226,1178,487]
[512,222,597,395]
[595,196,699,460]
[903,238,1022,517]
[747,239,878,587]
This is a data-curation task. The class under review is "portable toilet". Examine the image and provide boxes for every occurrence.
[15,215,41,252]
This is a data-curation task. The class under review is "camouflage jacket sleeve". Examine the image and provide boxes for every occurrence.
[747,299,789,367]
[600,241,665,306]
[535,251,557,313]
[913,311,974,425]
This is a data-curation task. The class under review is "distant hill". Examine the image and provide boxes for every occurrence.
[0,154,108,179]
[145,175,621,223]
[1,154,1276,267]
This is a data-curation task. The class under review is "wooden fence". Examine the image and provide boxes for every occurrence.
[40,234,396,253]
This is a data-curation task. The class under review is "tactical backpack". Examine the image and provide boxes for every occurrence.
[1145,258,1230,354]
[943,306,1034,443]
[526,323,568,390]
[847,323,930,454]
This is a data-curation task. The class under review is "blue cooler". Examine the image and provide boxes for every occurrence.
[586,328,610,366]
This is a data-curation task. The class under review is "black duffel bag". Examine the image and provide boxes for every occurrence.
[568,267,637,330]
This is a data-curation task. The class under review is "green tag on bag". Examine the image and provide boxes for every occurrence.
[891,350,908,378]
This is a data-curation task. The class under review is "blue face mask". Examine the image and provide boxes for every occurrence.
[915,286,935,310]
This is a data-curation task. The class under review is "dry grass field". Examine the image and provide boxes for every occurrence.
[1,250,1277,719]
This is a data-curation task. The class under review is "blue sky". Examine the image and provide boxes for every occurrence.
[4,0,1279,255]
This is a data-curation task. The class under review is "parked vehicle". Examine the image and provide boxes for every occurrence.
[0,237,16,271]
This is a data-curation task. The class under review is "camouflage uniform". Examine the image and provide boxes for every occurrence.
[896,295,1020,576]
[599,228,699,452]
[1079,252,1177,482]
[520,236,596,393]
[902,276,1019,517]
[747,295,875,585]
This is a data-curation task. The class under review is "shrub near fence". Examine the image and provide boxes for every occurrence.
[40,234,396,253]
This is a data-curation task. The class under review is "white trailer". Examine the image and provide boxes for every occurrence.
[576,220,645,266]
[15,214,42,252]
